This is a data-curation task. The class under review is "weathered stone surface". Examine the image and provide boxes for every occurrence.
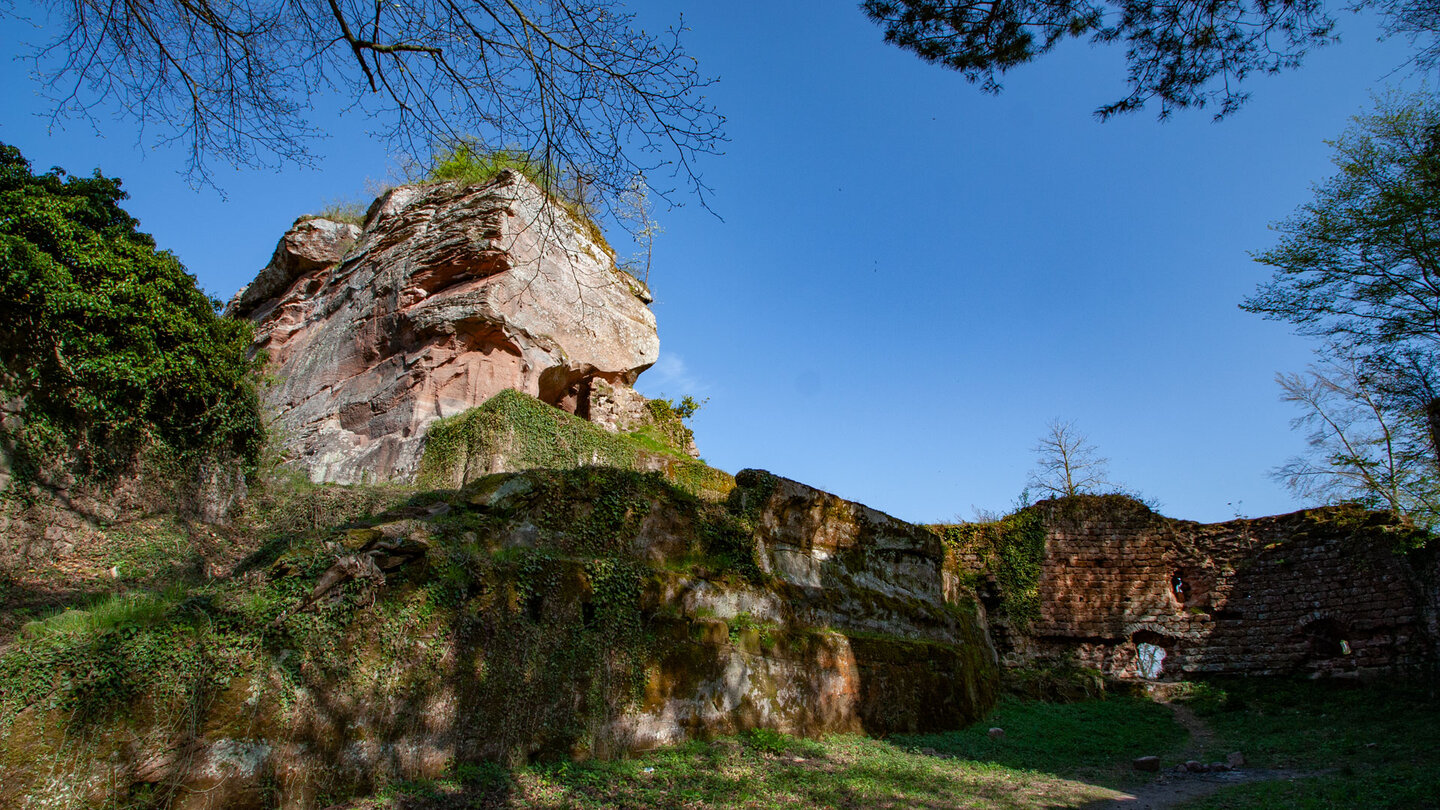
[947,495,1440,679]
[735,470,957,640]
[228,218,361,318]
[231,171,658,484]
[1,468,998,807]
[584,379,700,458]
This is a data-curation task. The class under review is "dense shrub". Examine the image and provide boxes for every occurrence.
[0,143,265,484]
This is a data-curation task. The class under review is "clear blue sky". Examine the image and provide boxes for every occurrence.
[0,3,1426,523]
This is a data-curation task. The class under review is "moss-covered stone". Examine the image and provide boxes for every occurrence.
[416,389,733,500]
[0,466,998,807]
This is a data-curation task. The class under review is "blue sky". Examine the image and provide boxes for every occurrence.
[0,3,1426,523]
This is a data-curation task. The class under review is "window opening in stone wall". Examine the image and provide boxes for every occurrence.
[1170,571,1189,604]
[1168,567,1213,609]
[1136,643,1167,679]
[1131,630,1177,680]
[1301,618,1348,658]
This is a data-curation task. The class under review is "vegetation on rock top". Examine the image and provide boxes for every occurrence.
[425,142,614,256]
[416,388,732,500]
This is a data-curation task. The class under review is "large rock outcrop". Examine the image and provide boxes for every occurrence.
[230,171,658,484]
[0,469,998,808]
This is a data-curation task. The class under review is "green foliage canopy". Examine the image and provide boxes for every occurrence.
[863,0,1339,119]
[1245,95,1440,356]
[1244,95,1440,522]
[0,144,265,482]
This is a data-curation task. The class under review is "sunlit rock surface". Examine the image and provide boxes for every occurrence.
[0,469,998,807]
[229,171,658,484]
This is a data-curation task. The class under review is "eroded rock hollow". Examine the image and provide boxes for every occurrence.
[229,171,659,484]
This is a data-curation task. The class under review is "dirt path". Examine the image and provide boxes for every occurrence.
[1082,767,1312,809]
[1080,698,1316,809]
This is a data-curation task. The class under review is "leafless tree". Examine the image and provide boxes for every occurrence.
[10,0,724,212]
[1275,356,1440,527]
[1027,419,1111,498]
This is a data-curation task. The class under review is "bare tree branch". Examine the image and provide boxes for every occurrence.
[8,0,725,214]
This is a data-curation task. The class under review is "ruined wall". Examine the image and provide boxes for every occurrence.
[947,495,1438,680]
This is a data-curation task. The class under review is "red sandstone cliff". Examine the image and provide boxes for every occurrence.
[229,171,660,484]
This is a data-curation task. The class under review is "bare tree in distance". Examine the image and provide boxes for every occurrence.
[9,0,724,215]
[1028,419,1112,498]
[1275,355,1440,528]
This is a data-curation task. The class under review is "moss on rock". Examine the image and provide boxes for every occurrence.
[416,389,732,500]
[1,466,998,807]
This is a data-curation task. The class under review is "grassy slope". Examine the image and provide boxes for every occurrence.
[0,478,415,649]
[1178,679,1440,809]
[346,681,1440,809]
[339,697,1193,809]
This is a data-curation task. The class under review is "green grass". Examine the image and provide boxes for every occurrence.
[428,145,549,188]
[345,732,1128,809]
[19,592,172,641]
[339,683,1440,809]
[312,199,368,225]
[1177,678,1440,809]
[897,695,1190,787]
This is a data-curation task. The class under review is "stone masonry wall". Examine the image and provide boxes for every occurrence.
[949,496,1439,680]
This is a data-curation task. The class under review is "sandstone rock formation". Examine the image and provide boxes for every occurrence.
[0,468,998,808]
[230,171,659,484]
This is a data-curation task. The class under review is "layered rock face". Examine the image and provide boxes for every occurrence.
[0,469,998,808]
[230,171,658,484]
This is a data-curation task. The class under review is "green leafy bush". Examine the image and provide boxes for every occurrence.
[0,143,265,485]
[937,508,1048,628]
[415,388,731,500]
[428,143,552,189]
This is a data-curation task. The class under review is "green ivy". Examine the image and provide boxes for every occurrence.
[937,508,1048,629]
[0,465,773,799]
[0,143,265,487]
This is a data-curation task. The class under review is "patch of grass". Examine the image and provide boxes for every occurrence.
[896,695,1190,787]
[345,732,1126,809]
[19,592,172,641]
[428,145,547,188]
[311,199,368,226]
[1178,678,1440,809]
